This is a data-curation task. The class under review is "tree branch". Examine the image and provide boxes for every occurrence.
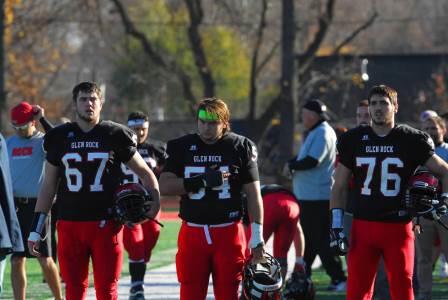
[185,0,215,97]
[248,0,268,120]
[332,12,378,55]
[110,0,196,113]
[255,41,280,76]
[297,0,335,77]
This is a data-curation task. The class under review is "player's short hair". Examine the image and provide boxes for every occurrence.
[368,85,398,107]
[358,99,369,107]
[196,98,231,133]
[426,115,446,131]
[72,82,103,103]
[128,111,149,122]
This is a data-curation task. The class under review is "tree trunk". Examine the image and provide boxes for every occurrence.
[277,0,296,161]
[0,0,5,130]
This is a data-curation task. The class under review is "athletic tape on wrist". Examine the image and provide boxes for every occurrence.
[249,222,264,249]
[331,208,344,229]
[29,212,47,238]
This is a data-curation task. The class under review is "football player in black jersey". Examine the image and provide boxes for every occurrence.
[121,111,167,299]
[159,98,265,300]
[27,82,160,300]
[330,85,448,300]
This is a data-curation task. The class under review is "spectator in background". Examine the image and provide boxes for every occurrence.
[439,112,448,142]
[6,102,63,300]
[420,110,438,123]
[121,111,167,299]
[356,99,371,126]
[334,126,348,139]
[344,100,372,239]
[0,132,23,295]
[287,99,347,291]
[416,115,448,300]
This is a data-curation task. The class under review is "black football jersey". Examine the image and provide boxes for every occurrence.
[121,140,167,183]
[163,132,260,224]
[338,124,434,222]
[44,121,137,221]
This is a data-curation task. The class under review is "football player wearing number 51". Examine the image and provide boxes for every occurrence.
[159,98,265,300]
[27,82,160,300]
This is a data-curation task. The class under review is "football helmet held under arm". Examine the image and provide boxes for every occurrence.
[112,183,152,225]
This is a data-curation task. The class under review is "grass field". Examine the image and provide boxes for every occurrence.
[1,219,448,299]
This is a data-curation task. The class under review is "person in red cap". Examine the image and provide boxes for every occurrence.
[6,102,62,300]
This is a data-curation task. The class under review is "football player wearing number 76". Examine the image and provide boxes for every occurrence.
[27,81,160,300]
[330,85,448,300]
[159,98,265,300]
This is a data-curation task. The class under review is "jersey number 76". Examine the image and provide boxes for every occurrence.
[356,157,403,197]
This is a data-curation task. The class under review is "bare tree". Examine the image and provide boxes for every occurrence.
[110,0,197,114]
[185,0,215,97]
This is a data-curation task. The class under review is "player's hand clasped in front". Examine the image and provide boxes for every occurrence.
[183,166,227,192]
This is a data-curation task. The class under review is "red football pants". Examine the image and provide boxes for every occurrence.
[347,219,414,300]
[123,211,161,262]
[263,192,300,259]
[57,220,123,300]
[176,221,247,300]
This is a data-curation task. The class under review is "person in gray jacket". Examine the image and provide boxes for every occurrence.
[0,132,23,295]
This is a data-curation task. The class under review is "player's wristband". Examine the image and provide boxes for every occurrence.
[331,208,345,229]
[28,212,47,241]
[249,222,264,249]
[183,176,205,193]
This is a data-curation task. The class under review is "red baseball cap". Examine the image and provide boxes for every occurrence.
[11,102,34,126]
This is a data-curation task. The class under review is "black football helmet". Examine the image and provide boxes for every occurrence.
[282,271,315,300]
[112,183,152,225]
[403,170,440,217]
[242,252,283,300]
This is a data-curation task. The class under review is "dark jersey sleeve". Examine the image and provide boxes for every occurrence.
[153,143,168,166]
[413,131,435,165]
[112,126,137,163]
[162,139,184,177]
[43,127,62,166]
[337,131,355,170]
[240,138,260,183]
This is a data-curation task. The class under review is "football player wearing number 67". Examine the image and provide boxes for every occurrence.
[330,85,448,300]
[159,98,265,300]
[27,82,160,300]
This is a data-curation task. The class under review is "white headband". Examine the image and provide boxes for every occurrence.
[128,119,149,128]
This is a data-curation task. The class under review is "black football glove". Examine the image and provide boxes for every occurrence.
[183,168,224,193]
[330,208,348,256]
[329,228,349,256]
[203,168,224,187]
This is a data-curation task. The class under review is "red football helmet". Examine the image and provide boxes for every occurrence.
[405,170,440,217]
[242,252,283,300]
[112,183,152,225]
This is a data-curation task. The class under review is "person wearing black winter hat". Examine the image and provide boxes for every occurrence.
[285,99,347,291]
